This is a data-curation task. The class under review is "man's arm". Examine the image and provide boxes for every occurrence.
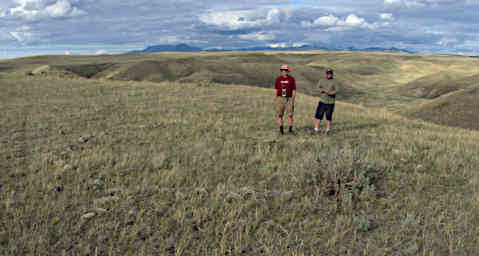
[274,78,279,96]
[324,86,336,95]
[291,78,297,101]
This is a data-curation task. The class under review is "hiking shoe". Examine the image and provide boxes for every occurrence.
[325,129,330,135]
[314,128,320,133]
[289,130,296,136]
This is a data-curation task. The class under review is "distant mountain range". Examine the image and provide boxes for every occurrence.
[129,43,416,54]
[129,44,202,53]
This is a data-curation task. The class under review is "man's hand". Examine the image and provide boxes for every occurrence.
[321,89,328,94]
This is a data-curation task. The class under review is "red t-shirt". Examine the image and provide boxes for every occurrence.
[275,75,296,97]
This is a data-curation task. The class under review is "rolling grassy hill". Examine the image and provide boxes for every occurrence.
[4,51,479,131]
[1,63,479,254]
[395,72,479,99]
[406,85,479,130]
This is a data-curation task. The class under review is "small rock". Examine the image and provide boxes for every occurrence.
[78,136,89,144]
[225,192,242,201]
[128,208,139,215]
[93,178,105,185]
[92,178,105,191]
[94,196,120,205]
[66,145,74,152]
[63,165,72,171]
[94,208,108,213]
[48,183,64,191]
[81,212,96,219]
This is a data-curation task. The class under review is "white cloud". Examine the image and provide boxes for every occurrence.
[18,25,31,31]
[384,0,400,4]
[302,15,339,27]
[200,8,283,30]
[65,50,71,55]
[325,26,351,32]
[238,31,276,41]
[266,8,281,25]
[7,24,35,44]
[45,0,85,17]
[9,31,33,42]
[157,35,180,44]
[268,42,289,48]
[9,4,39,17]
[292,42,307,47]
[95,49,106,55]
[6,0,86,20]
[384,0,460,7]
[302,14,378,30]
[267,42,307,48]
[436,37,459,47]
[343,14,365,26]
[379,13,393,20]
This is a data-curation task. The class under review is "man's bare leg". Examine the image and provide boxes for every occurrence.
[325,120,332,134]
[315,119,321,130]
[288,116,295,134]
[278,117,284,134]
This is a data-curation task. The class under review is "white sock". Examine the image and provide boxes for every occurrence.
[314,127,319,132]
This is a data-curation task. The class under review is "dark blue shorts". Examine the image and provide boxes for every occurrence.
[315,102,335,121]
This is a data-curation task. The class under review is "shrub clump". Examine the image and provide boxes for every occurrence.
[299,150,383,213]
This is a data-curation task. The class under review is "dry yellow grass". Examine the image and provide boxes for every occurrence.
[2,60,479,254]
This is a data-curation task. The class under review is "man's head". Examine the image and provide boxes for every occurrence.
[326,68,333,79]
[280,64,291,76]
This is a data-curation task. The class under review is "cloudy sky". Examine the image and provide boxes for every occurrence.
[1,0,479,59]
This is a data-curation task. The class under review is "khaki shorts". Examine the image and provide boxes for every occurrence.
[275,96,294,118]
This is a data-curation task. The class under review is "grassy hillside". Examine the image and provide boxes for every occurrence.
[2,69,479,255]
[0,52,417,104]
[4,51,479,132]
[406,85,479,130]
[11,51,479,131]
[395,72,479,99]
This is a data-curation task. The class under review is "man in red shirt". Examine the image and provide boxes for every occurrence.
[274,64,296,135]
